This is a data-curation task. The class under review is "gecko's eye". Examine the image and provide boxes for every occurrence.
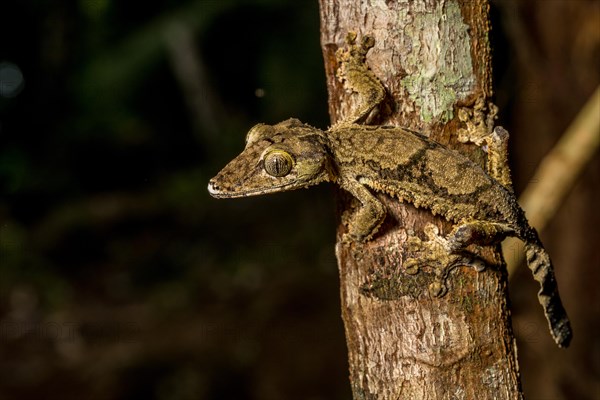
[263,150,294,177]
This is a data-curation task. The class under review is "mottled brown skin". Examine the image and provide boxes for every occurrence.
[207,33,572,348]
[330,125,523,230]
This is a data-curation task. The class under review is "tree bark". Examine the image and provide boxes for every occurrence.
[318,1,523,399]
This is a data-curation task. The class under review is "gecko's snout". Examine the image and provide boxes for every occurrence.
[207,179,223,197]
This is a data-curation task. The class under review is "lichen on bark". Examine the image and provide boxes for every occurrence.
[400,0,475,123]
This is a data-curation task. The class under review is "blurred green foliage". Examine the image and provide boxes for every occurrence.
[0,1,347,399]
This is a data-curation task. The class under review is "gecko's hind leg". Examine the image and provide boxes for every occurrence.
[446,220,515,252]
[405,224,487,297]
[404,220,516,297]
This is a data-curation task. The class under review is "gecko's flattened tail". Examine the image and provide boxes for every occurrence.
[524,237,572,348]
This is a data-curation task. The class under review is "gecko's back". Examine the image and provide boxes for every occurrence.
[328,125,525,231]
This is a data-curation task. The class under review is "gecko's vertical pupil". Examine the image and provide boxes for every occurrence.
[264,150,293,177]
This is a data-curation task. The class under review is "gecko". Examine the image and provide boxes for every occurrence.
[207,33,572,348]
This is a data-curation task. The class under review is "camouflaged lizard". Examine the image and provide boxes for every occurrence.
[207,33,572,348]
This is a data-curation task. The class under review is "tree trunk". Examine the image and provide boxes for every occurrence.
[318,1,523,398]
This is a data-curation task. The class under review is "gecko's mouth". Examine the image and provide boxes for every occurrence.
[207,179,302,199]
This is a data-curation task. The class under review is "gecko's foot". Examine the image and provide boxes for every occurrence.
[334,31,386,126]
[457,99,499,148]
[336,32,375,62]
[456,100,513,188]
[405,224,487,296]
[405,224,452,275]
[341,232,360,244]
[407,224,452,253]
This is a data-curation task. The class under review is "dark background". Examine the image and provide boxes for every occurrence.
[0,1,598,399]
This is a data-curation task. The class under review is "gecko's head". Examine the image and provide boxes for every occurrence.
[208,118,334,198]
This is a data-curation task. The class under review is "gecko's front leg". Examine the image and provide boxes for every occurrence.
[457,100,513,190]
[335,32,386,127]
[339,177,385,242]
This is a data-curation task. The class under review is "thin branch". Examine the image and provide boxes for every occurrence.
[164,21,220,142]
[504,86,600,276]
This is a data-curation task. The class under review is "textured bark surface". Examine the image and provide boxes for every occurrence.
[318,0,523,398]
